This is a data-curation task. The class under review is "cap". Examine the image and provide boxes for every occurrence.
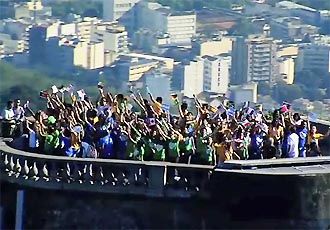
[47,116,56,125]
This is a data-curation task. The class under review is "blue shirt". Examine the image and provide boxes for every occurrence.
[296,127,308,149]
[251,134,263,151]
[98,134,114,159]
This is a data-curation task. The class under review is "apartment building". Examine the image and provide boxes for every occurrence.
[296,44,330,73]
[245,34,277,84]
[136,2,196,45]
[203,55,231,95]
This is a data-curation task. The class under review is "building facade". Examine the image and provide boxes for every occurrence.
[203,55,231,95]
[296,44,330,73]
[245,34,277,84]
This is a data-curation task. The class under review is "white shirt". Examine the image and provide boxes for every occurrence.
[2,108,15,120]
[287,133,299,158]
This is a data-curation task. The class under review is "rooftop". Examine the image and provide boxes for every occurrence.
[276,1,317,12]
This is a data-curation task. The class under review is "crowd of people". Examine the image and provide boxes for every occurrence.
[1,83,330,166]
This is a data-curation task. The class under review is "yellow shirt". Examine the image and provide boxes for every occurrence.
[308,133,324,145]
[153,101,163,116]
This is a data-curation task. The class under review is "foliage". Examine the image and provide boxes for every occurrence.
[49,0,102,18]
[149,0,249,11]
[0,62,103,110]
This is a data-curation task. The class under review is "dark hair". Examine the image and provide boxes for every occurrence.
[117,94,124,101]
[289,126,296,133]
[7,100,13,107]
[156,97,163,103]
[181,102,188,111]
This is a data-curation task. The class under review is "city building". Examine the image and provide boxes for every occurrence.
[296,44,330,73]
[174,58,204,98]
[277,57,295,84]
[0,18,32,50]
[136,2,196,45]
[192,36,233,56]
[115,56,159,82]
[0,33,25,54]
[133,29,171,53]
[202,55,231,95]
[103,0,140,32]
[45,36,104,71]
[92,22,128,53]
[244,34,277,84]
[91,22,128,64]
[230,36,246,85]
[0,0,51,20]
[270,17,319,41]
[276,44,298,84]
[76,17,99,41]
[230,82,258,105]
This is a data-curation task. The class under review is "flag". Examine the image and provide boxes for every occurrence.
[162,104,170,112]
[66,84,74,95]
[227,107,236,117]
[171,94,179,105]
[51,85,58,94]
[242,101,249,109]
[39,90,48,99]
[246,107,254,115]
[77,89,86,100]
[280,104,289,113]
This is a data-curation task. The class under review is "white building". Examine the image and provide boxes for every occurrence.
[136,2,196,45]
[92,22,128,53]
[45,36,104,70]
[245,34,277,84]
[103,0,140,21]
[278,57,295,84]
[181,58,204,98]
[202,55,231,94]
[230,82,258,104]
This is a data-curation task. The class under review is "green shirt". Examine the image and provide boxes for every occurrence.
[168,139,180,158]
[44,130,60,154]
[153,143,165,161]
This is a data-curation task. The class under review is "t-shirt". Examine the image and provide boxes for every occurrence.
[99,134,114,159]
[14,106,25,120]
[45,130,60,152]
[287,133,299,158]
[296,127,308,149]
[168,139,180,158]
[308,133,324,146]
[2,108,14,121]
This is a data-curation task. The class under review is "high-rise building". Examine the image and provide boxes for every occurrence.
[245,34,277,84]
[136,2,196,45]
[202,55,231,94]
[92,22,128,53]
